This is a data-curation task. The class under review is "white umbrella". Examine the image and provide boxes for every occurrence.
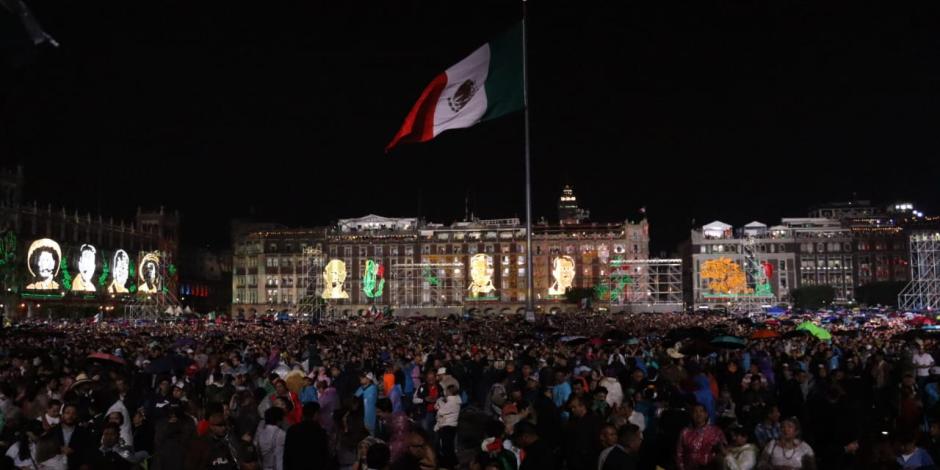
[183,306,193,314]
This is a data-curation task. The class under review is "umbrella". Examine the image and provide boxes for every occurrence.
[87,352,127,366]
[561,336,588,345]
[666,327,709,343]
[750,329,779,340]
[679,339,717,356]
[796,322,832,341]
[602,330,630,341]
[302,333,328,342]
[711,336,747,349]
[782,330,811,339]
[173,338,197,348]
[832,329,860,337]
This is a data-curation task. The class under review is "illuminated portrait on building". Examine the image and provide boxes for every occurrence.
[467,253,495,297]
[25,238,61,290]
[109,249,130,293]
[548,255,575,296]
[138,252,161,294]
[362,259,385,299]
[71,244,97,292]
[322,259,349,299]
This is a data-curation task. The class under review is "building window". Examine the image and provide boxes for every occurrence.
[329,247,337,256]
[405,246,414,256]
[359,246,367,257]
[375,246,383,256]
[485,244,494,253]
[390,245,399,256]
[344,246,352,256]
[468,245,478,255]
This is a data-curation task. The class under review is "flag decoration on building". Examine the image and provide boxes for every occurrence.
[386,22,524,152]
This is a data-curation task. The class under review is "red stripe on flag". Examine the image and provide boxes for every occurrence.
[385,73,448,152]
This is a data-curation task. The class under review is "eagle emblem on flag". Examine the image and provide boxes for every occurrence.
[447,79,477,113]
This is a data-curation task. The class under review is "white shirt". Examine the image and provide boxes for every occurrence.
[763,440,814,468]
[254,423,285,470]
[628,411,646,433]
[599,377,623,408]
[723,443,757,470]
[913,353,934,377]
[434,395,462,430]
[5,442,36,468]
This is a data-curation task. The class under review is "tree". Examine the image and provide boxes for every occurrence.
[855,281,907,307]
[790,285,836,310]
[700,258,749,295]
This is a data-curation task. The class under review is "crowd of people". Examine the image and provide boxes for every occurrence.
[0,309,938,469]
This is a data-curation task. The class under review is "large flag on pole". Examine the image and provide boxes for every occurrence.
[386,23,524,152]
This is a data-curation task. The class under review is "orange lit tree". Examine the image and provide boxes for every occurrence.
[701,257,749,295]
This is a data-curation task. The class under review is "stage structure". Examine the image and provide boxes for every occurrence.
[389,257,465,308]
[296,247,326,321]
[599,258,683,311]
[123,251,180,320]
[899,231,940,311]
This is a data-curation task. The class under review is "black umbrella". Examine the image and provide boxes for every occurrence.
[602,330,630,341]
[782,330,810,339]
[679,339,717,356]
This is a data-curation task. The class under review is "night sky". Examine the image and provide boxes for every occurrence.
[2,1,940,254]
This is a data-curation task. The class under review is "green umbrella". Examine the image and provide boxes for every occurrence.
[796,322,832,341]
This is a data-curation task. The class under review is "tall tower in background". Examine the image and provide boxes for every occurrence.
[558,185,589,225]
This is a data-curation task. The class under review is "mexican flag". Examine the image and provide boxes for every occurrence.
[386,23,524,152]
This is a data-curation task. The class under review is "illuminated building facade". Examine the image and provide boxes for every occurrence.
[231,214,651,314]
[0,166,180,317]
[692,201,917,307]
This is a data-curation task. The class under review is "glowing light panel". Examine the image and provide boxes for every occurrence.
[548,255,575,296]
[71,244,97,292]
[138,252,161,294]
[467,253,495,297]
[322,259,349,299]
[25,238,61,290]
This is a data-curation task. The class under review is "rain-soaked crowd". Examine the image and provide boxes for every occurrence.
[0,310,939,470]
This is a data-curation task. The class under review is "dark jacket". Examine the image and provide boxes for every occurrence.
[50,424,97,470]
[284,420,329,470]
[521,438,557,470]
[600,446,632,470]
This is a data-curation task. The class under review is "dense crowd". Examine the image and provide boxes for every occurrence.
[0,309,939,470]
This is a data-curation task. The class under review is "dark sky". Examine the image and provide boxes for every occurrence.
[3,1,940,254]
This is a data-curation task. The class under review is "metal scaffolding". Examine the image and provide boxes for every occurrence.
[603,258,683,308]
[123,251,179,320]
[899,231,940,311]
[296,247,326,321]
[389,257,464,307]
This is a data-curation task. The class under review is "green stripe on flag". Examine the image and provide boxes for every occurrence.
[482,22,524,121]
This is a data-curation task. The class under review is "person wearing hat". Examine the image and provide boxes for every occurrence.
[355,371,379,435]
[436,367,460,395]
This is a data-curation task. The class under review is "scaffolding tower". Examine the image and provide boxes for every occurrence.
[389,258,464,308]
[731,237,777,312]
[123,251,180,320]
[296,247,326,322]
[603,259,683,308]
[899,231,940,311]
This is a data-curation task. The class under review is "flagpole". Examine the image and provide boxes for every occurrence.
[522,0,535,322]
